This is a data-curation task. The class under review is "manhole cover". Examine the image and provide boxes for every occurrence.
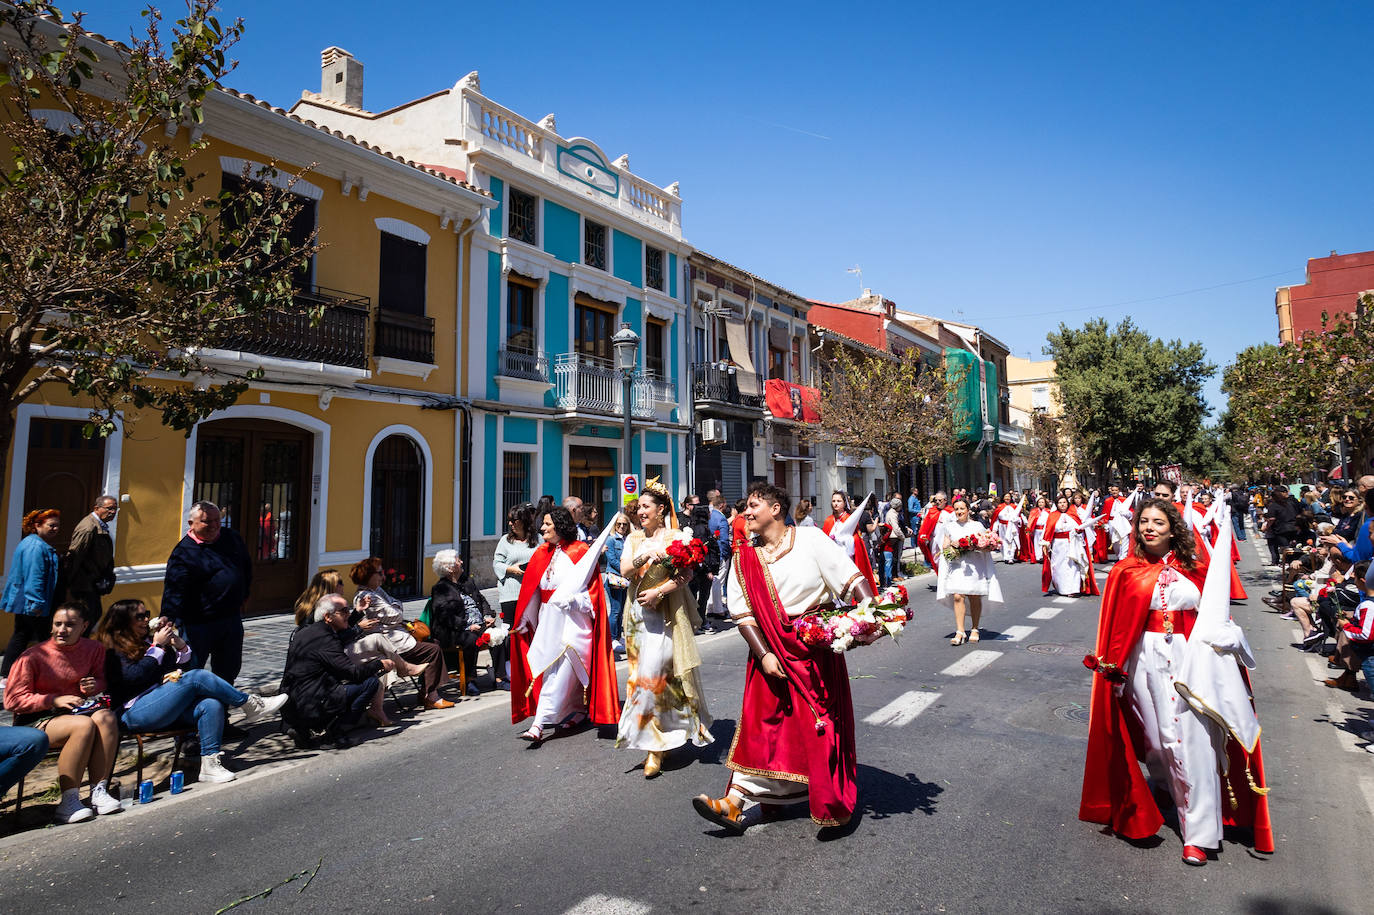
[1053,704,1090,723]
[1026,643,1068,654]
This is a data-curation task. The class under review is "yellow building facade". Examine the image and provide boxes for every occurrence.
[1,74,491,640]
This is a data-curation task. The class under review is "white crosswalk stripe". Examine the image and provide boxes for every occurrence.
[940,649,1003,677]
[864,690,941,727]
[994,625,1037,642]
[1029,607,1062,620]
[563,895,652,915]
[1051,596,1076,604]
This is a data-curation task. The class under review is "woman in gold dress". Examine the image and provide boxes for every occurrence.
[616,480,713,777]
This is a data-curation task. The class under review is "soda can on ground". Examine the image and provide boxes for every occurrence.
[170,771,184,794]
[138,779,154,804]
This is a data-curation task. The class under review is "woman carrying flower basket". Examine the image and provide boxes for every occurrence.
[936,497,1003,644]
[616,479,713,778]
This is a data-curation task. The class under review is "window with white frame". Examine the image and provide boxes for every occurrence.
[584,219,607,270]
[508,187,537,245]
[1032,385,1050,412]
[501,451,533,520]
[645,245,665,291]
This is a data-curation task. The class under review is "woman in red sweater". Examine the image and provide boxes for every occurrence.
[3,604,122,824]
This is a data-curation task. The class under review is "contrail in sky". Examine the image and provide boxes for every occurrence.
[742,114,832,141]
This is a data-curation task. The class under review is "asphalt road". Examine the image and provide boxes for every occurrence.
[1,533,1368,914]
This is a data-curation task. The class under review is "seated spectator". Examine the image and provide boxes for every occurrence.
[293,569,344,628]
[429,550,495,696]
[1324,562,1373,692]
[1291,551,1351,650]
[280,594,392,748]
[98,599,287,784]
[2,604,120,823]
[350,558,453,710]
[0,725,49,801]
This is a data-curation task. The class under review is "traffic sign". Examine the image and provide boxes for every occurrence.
[620,474,639,506]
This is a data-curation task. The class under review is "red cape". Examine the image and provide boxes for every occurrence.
[1094,498,1116,563]
[508,540,622,726]
[1079,554,1273,851]
[727,541,856,826]
[916,505,942,568]
[1017,508,1039,563]
[1041,511,1099,596]
[823,513,878,592]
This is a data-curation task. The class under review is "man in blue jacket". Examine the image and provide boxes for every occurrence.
[161,501,253,683]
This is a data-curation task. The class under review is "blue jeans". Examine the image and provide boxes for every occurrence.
[606,586,626,641]
[340,679,380,727]
[121,668,248,756]
[0,725,49,796]
[882,551,896,587]
[1360,651,1374,696]
[1232,512,1248,541]
[181,616,245,684]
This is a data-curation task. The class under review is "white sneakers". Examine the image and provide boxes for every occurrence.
[612,639,626,659]
[53,789,94,824]
[199,752,237,783]
[238,692,288,725]
[89,781,122,815]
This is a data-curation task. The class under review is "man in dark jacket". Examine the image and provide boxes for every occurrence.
[161,501,253,682]
[66,495,118,631]
[1264,487,1301,566]
[280,594,390,748]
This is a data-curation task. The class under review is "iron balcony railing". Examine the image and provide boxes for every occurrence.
[495,348,550,382]
[226,285,370,368]
[374,309,435,365]
[553,353,654,419]
[691,362,763,409]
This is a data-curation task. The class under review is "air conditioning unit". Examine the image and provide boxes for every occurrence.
[699,419,727,445]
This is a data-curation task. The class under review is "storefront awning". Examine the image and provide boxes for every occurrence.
[725,320,760,396]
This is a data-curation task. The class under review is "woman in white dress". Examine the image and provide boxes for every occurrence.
[1031,496,1051,562]
[992,494,1023,564]
[1040,496,1101,597]
[937,497,1003,644]
[616,483,713,777]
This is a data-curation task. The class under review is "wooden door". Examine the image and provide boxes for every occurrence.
[23,419,106,554]
[369,435,422,599]
[194,420,311,615]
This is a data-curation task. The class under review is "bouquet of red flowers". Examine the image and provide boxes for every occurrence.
[942,532,998,563]
[795,584,914,654]
[658,537,708,575]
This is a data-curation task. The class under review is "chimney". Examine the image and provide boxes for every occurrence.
[320,47,363,109]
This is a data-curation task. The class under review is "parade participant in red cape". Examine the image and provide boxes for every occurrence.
[916,491,954,573]
[1080,498,1273,865]
[509,506,620,743]
[1040,496,1101,597]
[991,492,1023,564]
[692,482,873,834]
[1096,485,1121,563]
[821,490,878,593]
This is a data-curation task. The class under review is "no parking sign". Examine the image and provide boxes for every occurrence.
[620,474,639,507]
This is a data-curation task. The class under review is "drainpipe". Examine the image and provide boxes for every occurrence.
[453,216,480,569]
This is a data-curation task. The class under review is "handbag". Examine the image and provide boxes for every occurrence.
[405,620,431,641]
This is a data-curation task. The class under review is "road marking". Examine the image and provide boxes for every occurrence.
[1306,656,1329,682]
[563,895,651,915]
[1326,695,1364,754]
[1361,779,1374,820]
[1029,607,1062,620]
[1052,596,1076,604]
[940,650,1003,677]
[995,625,1037,642]
[864,690,941,727]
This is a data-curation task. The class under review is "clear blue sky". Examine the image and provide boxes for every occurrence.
[84,0,1374,415]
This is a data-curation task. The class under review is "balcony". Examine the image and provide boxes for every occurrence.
[226,285,370,369]
[496,348,550,382]
[643,373,677,404]
[553,353,654,420]
[374,309,435,365]
[691,362,763,416]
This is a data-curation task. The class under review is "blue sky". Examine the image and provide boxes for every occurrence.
[84,0,1374,415]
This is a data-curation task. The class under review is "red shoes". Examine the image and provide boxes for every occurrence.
[1182,845,1207,866]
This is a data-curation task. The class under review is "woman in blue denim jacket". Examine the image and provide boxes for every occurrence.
[2,509,62,679]
[603,514,632,656]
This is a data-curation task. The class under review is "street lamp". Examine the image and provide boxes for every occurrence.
[612,322,640,487]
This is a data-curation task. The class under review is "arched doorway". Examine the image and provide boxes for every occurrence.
[23,419,106,555]
[193,419,311,615]
[370,434,423,599]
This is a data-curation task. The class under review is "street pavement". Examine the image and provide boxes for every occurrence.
[1,528,1370,914]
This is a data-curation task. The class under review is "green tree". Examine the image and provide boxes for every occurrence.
[1222,304,1374,479]
[0,1,319,487]
[1044,317,1214,482]
[1013,410,1079,494]
[817,345,968,486]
